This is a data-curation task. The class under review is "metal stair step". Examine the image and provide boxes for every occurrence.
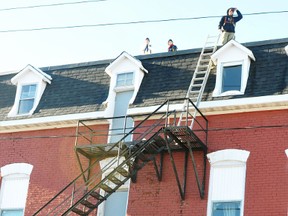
[71,207,86,216]
[137,152,151,162]
[108,175,124,185]
[116,167,129,177]
[99,183,114,193]
[90,191,105,200]
[80,200,95,209]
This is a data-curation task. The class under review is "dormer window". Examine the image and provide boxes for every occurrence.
[116,72,133,87]
[211,40,255,97]
[18,84,37,115]
[222,64,242,92]
[8,65,52,117]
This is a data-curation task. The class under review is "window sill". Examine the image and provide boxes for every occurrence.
[114,86,134,92]
[212,90,244,97]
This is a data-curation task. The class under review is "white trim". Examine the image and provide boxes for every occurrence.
[1,94,287,132]
[1,163,33,177]
[1,111,106,127]
[128,94,288,115]
[97,157,130,216]
[105,52,148,76]
[285,149,288,158]
[207,149,250,216]
[285,45,288,56]
[207,149,250,165]
[8,65,52,117]
[211,40,256,64]
[0,163,33,213]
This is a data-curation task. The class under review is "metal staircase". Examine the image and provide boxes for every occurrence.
[33,98,209,216]
[178,34,219,128]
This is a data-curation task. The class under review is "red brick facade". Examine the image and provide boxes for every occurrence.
[0,109,287,215]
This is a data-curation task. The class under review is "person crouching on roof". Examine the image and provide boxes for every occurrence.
[219,8,243,45]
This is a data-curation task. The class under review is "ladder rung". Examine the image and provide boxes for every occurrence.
[189,90,200,94]
[195,71,207,75]
[201,53,213,56]
[191,84,202,87]
[200,59,210,63]
[193,78,204,81]
[198,64,208,67]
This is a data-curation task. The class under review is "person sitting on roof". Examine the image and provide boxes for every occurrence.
[168,39,177,52]
[218,7,243,45]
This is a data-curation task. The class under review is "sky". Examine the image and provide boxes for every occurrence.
[0,0,287,72]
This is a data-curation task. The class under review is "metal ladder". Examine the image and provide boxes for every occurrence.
[177,34,220,128]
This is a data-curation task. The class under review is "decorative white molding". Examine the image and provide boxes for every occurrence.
[207,149,250,165]
[103,52,148,118]
[206,149,250,216]
[8,64,52,117]
[1,163,33,177]
[211,40,255,97]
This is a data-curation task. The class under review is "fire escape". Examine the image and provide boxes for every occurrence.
[33,35,218,216]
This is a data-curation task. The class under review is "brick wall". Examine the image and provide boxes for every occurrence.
[127,109,288,216]
[0,109,286,215]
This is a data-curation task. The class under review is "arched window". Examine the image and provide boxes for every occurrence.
[0,163,33,216]
[206,149,250,216]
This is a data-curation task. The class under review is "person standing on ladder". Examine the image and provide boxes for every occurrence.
[218,7,243,45]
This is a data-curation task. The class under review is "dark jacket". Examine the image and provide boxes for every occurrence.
[219,9,243,33]
[168,45,177,52]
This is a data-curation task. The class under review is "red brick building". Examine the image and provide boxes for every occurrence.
[0,38,287,216]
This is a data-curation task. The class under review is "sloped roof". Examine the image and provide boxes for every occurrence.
[0,38,287,122]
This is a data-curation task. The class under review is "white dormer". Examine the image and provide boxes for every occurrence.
[104,52,148,117]
[8,65,52,117]
[211,40,255,97]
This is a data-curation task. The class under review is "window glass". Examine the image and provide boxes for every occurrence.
[18,84,36,114]
[222,65,242,92]
[1,209,23,216]
[116,73,133,87]
[212,201,241,216]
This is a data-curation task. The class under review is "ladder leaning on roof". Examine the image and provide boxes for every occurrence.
[177,34,220,128]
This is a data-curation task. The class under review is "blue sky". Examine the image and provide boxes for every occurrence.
[0,0,287,72]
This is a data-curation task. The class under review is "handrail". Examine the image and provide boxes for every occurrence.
[33,97,208,215]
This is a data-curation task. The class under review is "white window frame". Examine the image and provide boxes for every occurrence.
[114,72,135,93]
[8,65,52,117]
[221,64,242,92]
[0,163,33,216]
[206,149,250,216]
[17,84,37,115]
[97,157,130,216]
[213,60,247,97]
[285,149,288,157]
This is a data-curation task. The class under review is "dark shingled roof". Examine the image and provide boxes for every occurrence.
[0,38,287,121]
